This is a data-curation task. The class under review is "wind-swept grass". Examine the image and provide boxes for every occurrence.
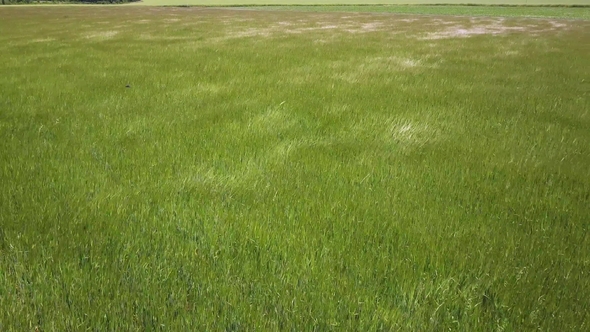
[0,6,589,331]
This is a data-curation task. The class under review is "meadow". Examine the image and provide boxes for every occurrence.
[1,5,589,331]
[256,5,590,19]
[134,0,590,7]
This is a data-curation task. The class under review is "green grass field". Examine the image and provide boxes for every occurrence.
[255,5,590,19]
[1,5,590,331]
[134,0,590,6]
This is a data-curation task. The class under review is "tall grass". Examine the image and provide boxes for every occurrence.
[1,6,589,331]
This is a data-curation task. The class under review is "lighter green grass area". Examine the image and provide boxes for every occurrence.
[136,0,590,6]
[255,5,590,19]
[1,6,590,331]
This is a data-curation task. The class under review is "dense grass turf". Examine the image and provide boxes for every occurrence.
[1,6,590,331]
